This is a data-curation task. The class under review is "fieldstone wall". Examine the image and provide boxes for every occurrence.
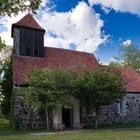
[13,86,140,129]
[81,103,120,126]
[122,93,140,122]
[81,93,140,126]
[13,86,47,129]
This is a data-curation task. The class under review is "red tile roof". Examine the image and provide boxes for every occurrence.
[12,13,45,37]
[119,68,140,93]
[12,47,99,85]
[12,47,140,93]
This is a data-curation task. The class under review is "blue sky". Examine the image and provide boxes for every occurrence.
[95,5,140,63]
[1,0,140,64]
[45,0,140,63]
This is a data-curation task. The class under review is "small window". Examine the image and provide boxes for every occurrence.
[26,48,32,56]
[118,98,126,115]
[34,48,39,57]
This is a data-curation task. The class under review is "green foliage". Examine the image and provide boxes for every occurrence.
[0,59,12,118]
[10,114,21,130]
[0,118,10,130]
[23,68,76,130]
[24,68,76,110]
[0,0,42,16]
[76,67,125,108]
[114,44,140,74]
[109,61,122,67]
[75,67,125,127]
[0,37,6,52]
[9,94,21,130]
[0,37,12,118]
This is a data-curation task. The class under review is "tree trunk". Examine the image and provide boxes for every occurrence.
[95,110,100,128]
[45,110,49,131]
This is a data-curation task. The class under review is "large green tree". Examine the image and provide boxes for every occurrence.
[114,44,140,74]
[0,37,6,52]
[0,0,42,16]
[0,38,12,118]
[75,67,125,128]
[24,68,76,131]
[0,59,12,118]
[0,37,7,110]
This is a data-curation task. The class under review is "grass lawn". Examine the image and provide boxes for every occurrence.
[0,118,140,140]
[0,118,10,130]
[0,128,140,140]
[0,118,48,135]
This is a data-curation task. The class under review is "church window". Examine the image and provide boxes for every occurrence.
[118,98,126,115]
[26,47,32,56]
[34,48,39,57]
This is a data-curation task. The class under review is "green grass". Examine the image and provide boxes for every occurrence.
[0,118,48,135]
[98,122,140,129]
[0,128,140,140]
[0,119,10,130]
[0,118,140,140]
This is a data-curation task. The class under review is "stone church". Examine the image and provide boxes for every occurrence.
[12,13,140,129]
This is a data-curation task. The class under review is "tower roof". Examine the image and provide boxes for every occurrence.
[12,13,45,37]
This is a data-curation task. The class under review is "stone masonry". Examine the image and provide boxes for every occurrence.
[13,86,140,129]
[13,87,47,129]
[81,93,140,126]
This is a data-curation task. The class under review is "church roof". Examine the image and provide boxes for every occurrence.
[119,68,140,93]
[12,47,99,85]
[12,13,45,37]
[12,47,140,93]
[11,13,140,93]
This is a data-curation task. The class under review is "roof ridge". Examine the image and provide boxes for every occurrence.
[44,46,95,56]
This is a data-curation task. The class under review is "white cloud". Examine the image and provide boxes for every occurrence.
[122,39,132,46]
[0,1,107,53]
[89,0,140,16]
[40,0,50,7]
[100,61,109,65]
[38,2,107,53]
[0,0,49,46]
[0,12,28,45]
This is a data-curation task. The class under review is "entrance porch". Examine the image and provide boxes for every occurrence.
[53,96,80,130]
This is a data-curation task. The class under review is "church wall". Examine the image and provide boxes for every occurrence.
[81,93,140,126]
[13,86,47,129]
[13,87,81,129]
[13,86,140,129]
[122,93,140,122]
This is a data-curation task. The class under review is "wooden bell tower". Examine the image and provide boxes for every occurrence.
[11,13,45,57]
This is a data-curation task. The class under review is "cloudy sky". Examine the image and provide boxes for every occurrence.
[1,0,140,64]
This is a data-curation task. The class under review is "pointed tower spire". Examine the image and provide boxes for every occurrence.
[12,13,45,37]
